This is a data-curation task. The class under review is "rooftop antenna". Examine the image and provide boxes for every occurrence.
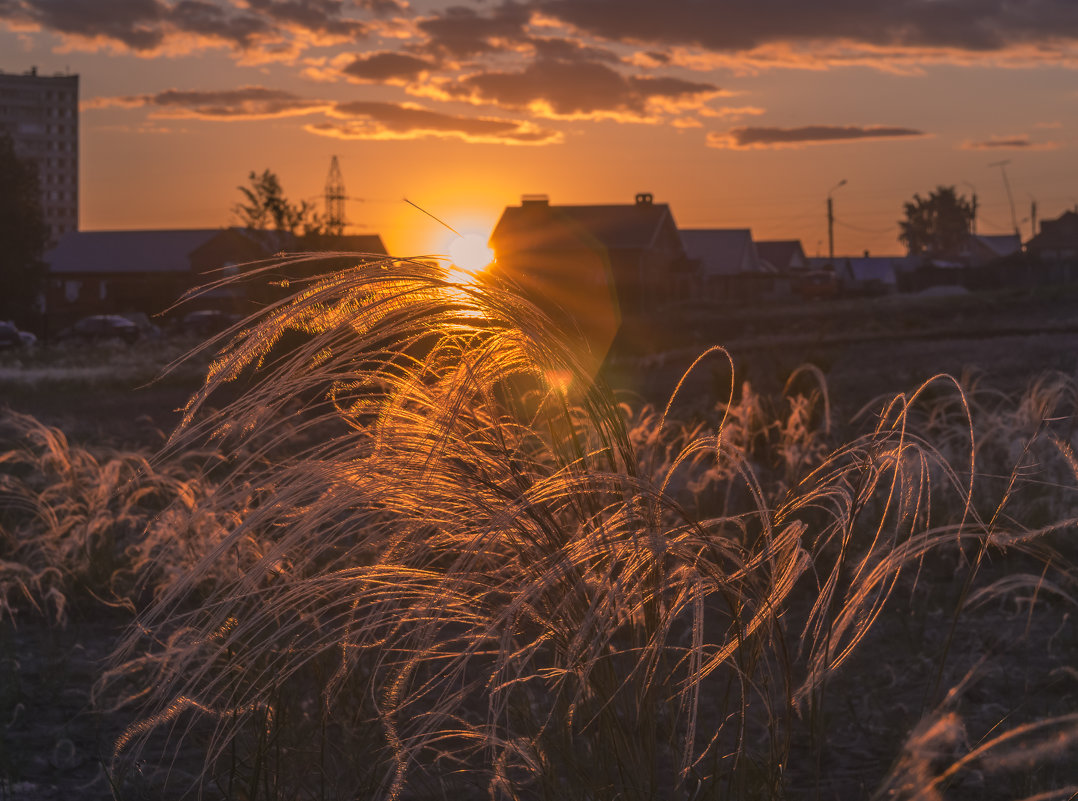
[989,160,1019,236]
[324,155,346,236]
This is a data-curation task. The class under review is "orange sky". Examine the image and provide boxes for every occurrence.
[3,0,1077,257]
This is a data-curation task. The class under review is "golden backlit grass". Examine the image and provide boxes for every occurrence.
[3,255,1077,799]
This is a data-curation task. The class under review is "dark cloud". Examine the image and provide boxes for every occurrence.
[709,124,926,148]
[528,36,618,63]
[315,100,561,143]
[452,58,719,118]
[341,51,437,82]
[243,0,366,38]
[0,0,374,53]
[170,0,270,48]
[961,135,1058,150]
[9,0,167,51]
[416,2,531,58]
[90,86,327,118]
[87,85,558,143]
[531,0,1078,54]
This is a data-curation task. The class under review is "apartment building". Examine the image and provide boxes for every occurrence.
[0,67,79,242]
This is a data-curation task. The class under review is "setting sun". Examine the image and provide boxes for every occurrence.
[448,233,494,277]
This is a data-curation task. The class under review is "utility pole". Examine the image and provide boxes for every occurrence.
[990,160,1019,237]
[827,178,847,261]
[324,155,346,236]
[963,181,978,234]
[1029,194,1037,240]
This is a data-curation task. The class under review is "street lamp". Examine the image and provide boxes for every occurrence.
[827,179,847,261]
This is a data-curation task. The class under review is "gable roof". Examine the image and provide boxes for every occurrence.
[969,233,1021,258]
[46,229,229,274]
[303,233,389,255]
[680,228,769,276]
[44,227,304,275]
[840,257,898,285]
[1028,210,1078,250]
[755,240,807,272]
[490,195,677,254]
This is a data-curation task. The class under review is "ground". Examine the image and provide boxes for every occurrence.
[2,286,1078,799]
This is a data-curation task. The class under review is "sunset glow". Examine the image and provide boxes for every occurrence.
[448,233,494,277]
[2,2,1077,254]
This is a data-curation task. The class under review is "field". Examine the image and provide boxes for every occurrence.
[2,265,1077,800]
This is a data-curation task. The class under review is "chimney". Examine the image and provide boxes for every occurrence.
[521,194,549,207]
[635,192,653,206]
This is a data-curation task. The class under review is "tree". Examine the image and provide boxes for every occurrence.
[0,133,49,326]
[234,169,323,235]
[898,185,974,257]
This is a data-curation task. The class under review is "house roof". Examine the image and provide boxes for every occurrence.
[755,240,806,272]
[46,229,230,274]
[490,195,676,253]
[680,228,770,276]
[44,227,302,275]
[304,233,389,255]
[840,257,898,285]
[969,233,1021,258]
[1028,210,1078,249]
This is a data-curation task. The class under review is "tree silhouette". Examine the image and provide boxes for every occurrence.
[898,185,974,257]
[0,133,49,326]
[234,169,323,235]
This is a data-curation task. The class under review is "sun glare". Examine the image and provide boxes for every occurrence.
[448,233,494,279]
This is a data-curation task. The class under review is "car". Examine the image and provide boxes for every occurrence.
[179,309,242,337]
[796,270,839,300]
[0,321,35,350]
[58,314,141,344]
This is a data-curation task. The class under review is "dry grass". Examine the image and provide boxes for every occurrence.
[3,255,1077,799]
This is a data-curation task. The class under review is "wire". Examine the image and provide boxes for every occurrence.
[403,198,462,237]
[834,218,896,234]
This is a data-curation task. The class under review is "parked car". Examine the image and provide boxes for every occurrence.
[796,270,839,300]
[57,314,141,344]
[179,309,242,337]
[0,321,35,350]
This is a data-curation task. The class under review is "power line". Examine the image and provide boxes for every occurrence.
[834,217,896,234]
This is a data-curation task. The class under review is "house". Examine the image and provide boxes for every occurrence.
[1026,210,1078,284]
[836,256,900,295]
[44,228,388,330]
[490,192,686,310]
[679,228,776,303]
[755,239,809,300]
[488,193,687,367]
[755,240,808,273]
[962,233,1022,267]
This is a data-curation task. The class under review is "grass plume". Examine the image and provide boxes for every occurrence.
[77,254,1078,798]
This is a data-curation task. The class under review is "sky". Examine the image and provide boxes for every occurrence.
[3,0,1078,258]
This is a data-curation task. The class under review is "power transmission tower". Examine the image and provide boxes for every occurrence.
[325,155,346,236]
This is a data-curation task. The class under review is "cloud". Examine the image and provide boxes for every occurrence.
[441,58,720,120]
[312,100,561,143]
[960,135,1059,150]
[2,0,169,51]
[415,2,532,58]
[0,0,380,55]
[168,0,271,49]
[340,51,438,83]
[530,0,1078,58]
[708,124,927,149]
[705,106,767,119]
[243,0,368,40]
[86,86,328,119]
